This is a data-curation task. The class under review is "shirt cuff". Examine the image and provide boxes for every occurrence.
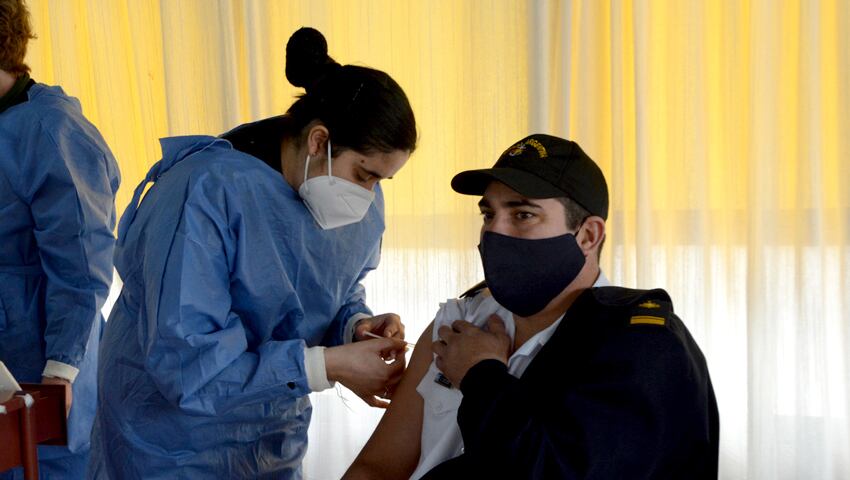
[304,346,334,392]
[42,360,80,383]
[343,312,372,344]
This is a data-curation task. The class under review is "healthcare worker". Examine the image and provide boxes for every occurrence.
[0,0,120,478]
[88,28,417,479]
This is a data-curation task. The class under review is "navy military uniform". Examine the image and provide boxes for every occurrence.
[423,286,719,479]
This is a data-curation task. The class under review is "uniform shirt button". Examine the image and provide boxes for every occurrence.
[287,381,296,389]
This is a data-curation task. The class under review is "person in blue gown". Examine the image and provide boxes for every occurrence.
[0,1,120,478]
[87,28,417,479]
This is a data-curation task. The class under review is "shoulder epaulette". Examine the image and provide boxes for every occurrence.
[459,280,487,299]
[590,287,674,327]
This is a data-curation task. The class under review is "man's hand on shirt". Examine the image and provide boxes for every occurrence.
[432,314,511,387]
[42,376,72,418]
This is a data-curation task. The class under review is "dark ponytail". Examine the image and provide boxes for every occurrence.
[282,27,417,155]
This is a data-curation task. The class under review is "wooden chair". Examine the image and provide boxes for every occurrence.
[0,384,67,480]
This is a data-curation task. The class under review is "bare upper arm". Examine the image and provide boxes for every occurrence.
[343,322,435,480]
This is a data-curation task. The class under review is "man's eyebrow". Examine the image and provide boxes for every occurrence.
[505,199,543,209]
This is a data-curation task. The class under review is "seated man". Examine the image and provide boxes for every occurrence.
[344,134,719,479]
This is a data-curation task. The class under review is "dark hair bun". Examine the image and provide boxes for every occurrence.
[285,27,340,91]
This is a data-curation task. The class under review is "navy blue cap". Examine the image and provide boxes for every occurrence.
[451,134,609,220]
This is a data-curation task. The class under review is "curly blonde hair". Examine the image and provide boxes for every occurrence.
[0,0,35,75]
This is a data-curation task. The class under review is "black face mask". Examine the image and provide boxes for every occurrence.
[478,231,586,317]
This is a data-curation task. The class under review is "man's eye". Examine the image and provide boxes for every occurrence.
[516,211,534,220]
[480,212,494,221]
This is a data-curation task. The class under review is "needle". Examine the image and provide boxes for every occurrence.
[363,331,414,349]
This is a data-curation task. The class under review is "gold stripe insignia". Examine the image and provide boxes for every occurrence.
[630,315,666,326]
[637,301,661,309]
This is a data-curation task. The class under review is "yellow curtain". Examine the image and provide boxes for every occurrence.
[25,1,848,478]
[531,1,849,478]
[25,0,529,295]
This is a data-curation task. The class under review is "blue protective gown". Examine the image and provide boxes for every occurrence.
[88,136,383,479]
[0,83,119,479]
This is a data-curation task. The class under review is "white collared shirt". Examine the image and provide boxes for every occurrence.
[410,271,611,479]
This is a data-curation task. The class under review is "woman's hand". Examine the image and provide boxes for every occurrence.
[354,313,405,340]
[325,337,408,408]
[354,313,406,360]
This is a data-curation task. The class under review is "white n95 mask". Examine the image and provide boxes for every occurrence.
[298,139,376,230]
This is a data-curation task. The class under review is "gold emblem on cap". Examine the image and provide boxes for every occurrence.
[507,139,548,158]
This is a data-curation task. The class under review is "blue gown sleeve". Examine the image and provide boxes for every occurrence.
[321,239,379,347]
[26,123,118,369]
[142,181,311,416]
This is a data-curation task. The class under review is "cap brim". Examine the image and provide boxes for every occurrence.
[451,168,567,198]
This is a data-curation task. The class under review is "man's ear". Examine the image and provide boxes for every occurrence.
[305,124,329,156]
[578,216,605,256]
